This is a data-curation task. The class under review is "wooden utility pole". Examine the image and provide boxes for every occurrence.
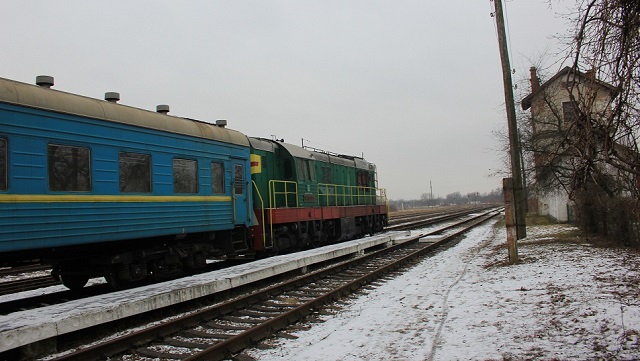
[493,0,527,242]
[503,178,519,264]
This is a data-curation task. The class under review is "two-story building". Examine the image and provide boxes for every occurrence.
[521,66,618,222]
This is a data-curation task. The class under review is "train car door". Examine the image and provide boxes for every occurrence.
[231,159,248,224]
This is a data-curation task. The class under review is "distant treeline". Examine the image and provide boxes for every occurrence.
[389,188,503,211]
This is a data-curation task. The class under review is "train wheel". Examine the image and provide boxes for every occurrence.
[105,272,132,290]
[290,235,302,252]
[60,274,89,290]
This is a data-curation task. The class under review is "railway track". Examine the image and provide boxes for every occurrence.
[387,205,495,231]
[0,275,60,296]
[49,208,501,361]
[387,205,476,223]
[0,264,59,297]
[0,264,50,278]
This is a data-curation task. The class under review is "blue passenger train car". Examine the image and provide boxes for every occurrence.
[0,76,253,288]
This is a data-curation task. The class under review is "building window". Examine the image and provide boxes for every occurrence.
[562,101,578,124]
[119,152,151,193]
[211,161,224,194]
[48,144,91,191]
[173,158,197,194]
[0,138,6,191]
[233,164,244,195]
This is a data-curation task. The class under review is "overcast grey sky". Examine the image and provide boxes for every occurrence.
[1,1,572,200]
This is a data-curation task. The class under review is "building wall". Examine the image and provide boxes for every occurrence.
[537,191,569,223]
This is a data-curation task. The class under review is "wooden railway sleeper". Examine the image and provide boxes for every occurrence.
[249,304,290,312]
[297,284,331,291]
[331,270,366,281]
[279,291,318,300]
[222,315,265,324]
[165,337,211,349]
[206,322,248,331]
[239,309,283,318]
[135,347,185,360]
[298,286,333,293]
[260,298,298,306]
[184,329,233,339]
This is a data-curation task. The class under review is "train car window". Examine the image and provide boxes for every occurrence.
[119,152,151,193]
[0,138,6,191]
[48,144,92,192]
[211,161,224,194]
[233,164,244,195]
[173,158,198,194]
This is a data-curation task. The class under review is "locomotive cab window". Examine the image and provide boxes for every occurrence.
[295,159,315,181]
[284,159,293,180]
[357,170,370,187]
[119,152,151,193]
[173,158,198,194]
[0,138,6,191]
[211,161,224,194]
[233,164,244,195]
[48,144,91,192]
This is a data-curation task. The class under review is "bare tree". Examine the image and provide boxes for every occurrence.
[516,1,640,245]
[567,0,640,244]
[569,0,640,187]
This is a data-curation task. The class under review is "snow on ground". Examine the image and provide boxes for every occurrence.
[245,219,640,360]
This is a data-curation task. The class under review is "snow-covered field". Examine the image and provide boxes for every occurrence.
[245,218,640,360]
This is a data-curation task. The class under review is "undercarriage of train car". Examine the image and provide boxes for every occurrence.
[47,227,251,290]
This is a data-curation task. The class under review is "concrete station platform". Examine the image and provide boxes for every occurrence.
[0,231,412,354]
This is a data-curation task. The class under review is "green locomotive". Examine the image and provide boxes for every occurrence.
[248,138,388,253]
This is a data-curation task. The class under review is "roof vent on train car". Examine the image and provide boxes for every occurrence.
[36,75,54,88]
[216,119,227,128]
[156,104,170,114]
[104,92,120,103]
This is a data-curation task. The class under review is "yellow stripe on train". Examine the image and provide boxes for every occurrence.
[0,194,233,203]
